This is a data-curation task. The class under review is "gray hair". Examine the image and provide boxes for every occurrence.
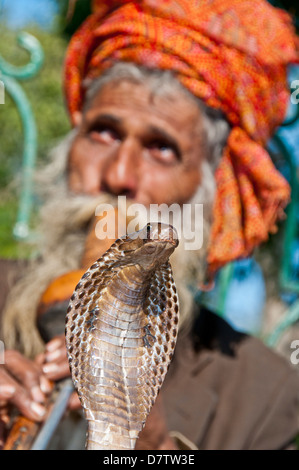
[83,62,230,171]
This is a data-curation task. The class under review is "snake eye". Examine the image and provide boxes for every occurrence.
[146,223,152,241]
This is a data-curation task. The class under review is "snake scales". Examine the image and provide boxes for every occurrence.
[65,222,179,450]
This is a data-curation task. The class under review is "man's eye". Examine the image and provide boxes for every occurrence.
[148,142,179,164]
[89,127,120,144]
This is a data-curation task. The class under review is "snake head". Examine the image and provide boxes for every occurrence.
[122,222,179,271]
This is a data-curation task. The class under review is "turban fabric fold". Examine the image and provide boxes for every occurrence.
[64,0,299,274]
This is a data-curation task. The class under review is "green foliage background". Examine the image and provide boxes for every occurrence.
[0,27,70,187]
[0,26,71,258]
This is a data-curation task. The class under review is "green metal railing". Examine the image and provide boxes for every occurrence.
[0,31,44,240]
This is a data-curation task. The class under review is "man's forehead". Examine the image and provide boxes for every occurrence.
[84,79,201,132]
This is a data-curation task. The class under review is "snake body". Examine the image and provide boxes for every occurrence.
[65,223,179,450]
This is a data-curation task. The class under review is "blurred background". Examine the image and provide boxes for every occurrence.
[0,0,299,344]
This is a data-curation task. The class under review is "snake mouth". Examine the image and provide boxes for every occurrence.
[146,223,179,246]
[127,223,179,250]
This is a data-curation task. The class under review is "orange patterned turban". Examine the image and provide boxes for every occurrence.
[64,0,299,275]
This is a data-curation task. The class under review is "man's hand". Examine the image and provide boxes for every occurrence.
[37,335,70,382]
[37,335,81,411]
[0,350,52,448]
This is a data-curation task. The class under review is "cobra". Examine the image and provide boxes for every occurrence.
[65,223,179,450]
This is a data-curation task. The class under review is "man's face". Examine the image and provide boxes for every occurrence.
[68,80,204,206]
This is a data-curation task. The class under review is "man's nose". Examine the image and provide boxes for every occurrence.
[101,138,140,198]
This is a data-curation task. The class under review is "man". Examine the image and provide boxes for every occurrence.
[1,0,299,449]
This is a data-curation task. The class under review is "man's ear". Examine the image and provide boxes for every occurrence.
[73,111,82,127]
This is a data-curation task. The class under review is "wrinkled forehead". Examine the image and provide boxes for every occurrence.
[83,79,202,136]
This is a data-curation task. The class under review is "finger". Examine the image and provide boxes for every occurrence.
[40,375,53,395]
[12,392,46,422]
[0,419,6,450]
[0,405,10,449]
[45,336,65,353]
[68,392,81,410]
[0,369,46,422]
[0,368,17,403]
[45,347,67,363]
[42,337,70,381]
[0,407,10,425]
[35,353,45,366]
[0,383,16,401]
[4,350,46,403]
[42,360,71,381]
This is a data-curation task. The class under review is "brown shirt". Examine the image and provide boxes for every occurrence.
[161,308,299,450]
